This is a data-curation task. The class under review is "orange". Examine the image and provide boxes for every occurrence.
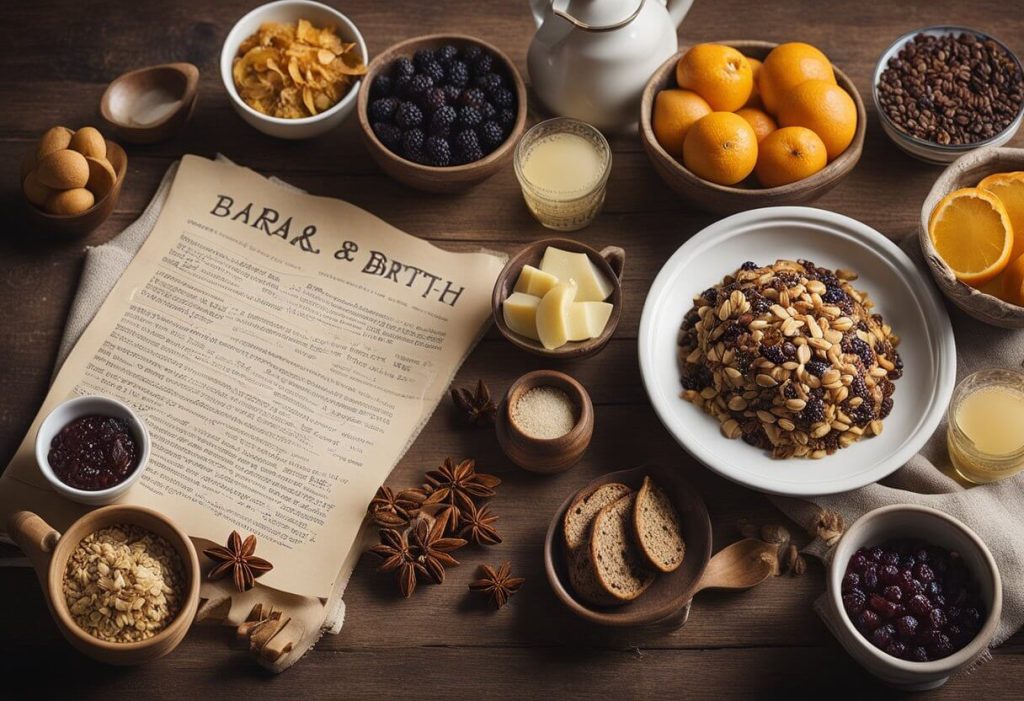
[1002,253,1024,306]
[736,107,777,143]
[978,171,1024,262]
[776,79,857,160]
[675,43,753,112]
[682,112,758,186]
[754,126,827,187]
[744,57,764,108]
[929,188,1014,287]
[652,89,713,157]
[760,42,836,114]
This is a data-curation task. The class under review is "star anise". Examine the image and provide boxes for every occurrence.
[450,379,497,426]
[408,514,467,585]
[424,457,501,530]
[204,531,274,592]
[468,562,525,609]
[369,527,417,598]
[458,500,502,546]
[367,485,427,528]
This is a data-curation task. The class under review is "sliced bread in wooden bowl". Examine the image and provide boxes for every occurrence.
[633,476,686,573]
[590,492,655,603]
[563,482,632,606]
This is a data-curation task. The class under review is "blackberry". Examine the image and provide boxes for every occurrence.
[370,74,393,99]
[421,60,445,84]
[401,128,426,162]
[458,88,486,108]
[847,401,875,427]
[407,74,433,98]
[422,87,447,113]
[880,397,894,419]
[436,45,459,65]
[890,352,904,380]
[822,285,848,304]
[457,105,484,129]
[471,52,494,76]
[760,344,785,365]
[368,97,398,123]
[740,261,759,270]
[801,398,825,424]
[394,101,424,129]
[475,73,503,92]
[453,128,480,157]
[394,75,413,97]
[848,337,875,367]
[480,100,497,120]
[372,122,402,150]
[443,85,463,103]
[805,360,830,378]
[392,57,415,79]
[447,61,470,87]
[497,108,516,131]
[460,145,483,164]
[462,45,482,64]
[490,87,515,109]
[782,341,797,358]
[821,430,841,453]
[478,120,504,149]
[413,48,435,70]
[701,287,718,303]
[425,136,452,166]
[720,322,743,344]
[429,105,457,136]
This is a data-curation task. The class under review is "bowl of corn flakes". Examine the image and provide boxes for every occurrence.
[220,0,368,139]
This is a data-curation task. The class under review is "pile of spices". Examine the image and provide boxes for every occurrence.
[877,32,1024,145]
[48,415,139,490]
[63,524,184,643]
[510,386,577,439]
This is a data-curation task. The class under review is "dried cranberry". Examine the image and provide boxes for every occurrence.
[857,609,881,632]
[47,415,139,491]
[883,585,903,603]
[902,578,924,597]
[869,593,899,619]
[862,565,880,591]
[908,594,932,618]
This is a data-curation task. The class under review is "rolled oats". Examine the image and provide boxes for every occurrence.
[678,260,903,459]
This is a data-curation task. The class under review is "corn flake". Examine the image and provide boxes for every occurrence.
[233,19,366,119]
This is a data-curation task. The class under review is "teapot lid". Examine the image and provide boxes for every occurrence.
[554,0,645,32]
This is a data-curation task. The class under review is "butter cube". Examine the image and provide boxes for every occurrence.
[567,301,614,341]
[535,281,577,350]
[539,247,614,302]
[502,292,541,341]
[513,265,559,297]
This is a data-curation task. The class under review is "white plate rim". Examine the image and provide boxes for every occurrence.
[638,206,957,496]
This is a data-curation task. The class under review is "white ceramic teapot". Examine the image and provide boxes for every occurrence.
[527,0,692,132]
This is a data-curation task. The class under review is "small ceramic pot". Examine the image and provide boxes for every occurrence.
[6,505,200,665]
[495,370,593,474]
[826,504,1002,690]
[35,395,150,506]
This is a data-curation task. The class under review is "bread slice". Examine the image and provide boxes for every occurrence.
[590,492,655,602]
[562,482,631,606]
[633,476,686,573]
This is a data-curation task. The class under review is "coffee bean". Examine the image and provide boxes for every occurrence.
[877,32,1023,145]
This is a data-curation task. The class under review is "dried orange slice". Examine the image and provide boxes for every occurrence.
[978,171,1024,261]
[929,187,1014,287]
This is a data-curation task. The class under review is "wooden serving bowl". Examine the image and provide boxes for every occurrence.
[495,369,594,474]
[919,146,1024,327]
[639,40,866,215]
[356,34,527,193]
[101,63,199,144]
[492,238,624,359]
[7,505,200,665]
[24,139,128,237]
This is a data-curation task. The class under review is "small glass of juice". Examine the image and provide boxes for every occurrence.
[947,368,1024,484]
[514,117,611,231]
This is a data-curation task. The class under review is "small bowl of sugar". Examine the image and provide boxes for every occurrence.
[495,369,594,474]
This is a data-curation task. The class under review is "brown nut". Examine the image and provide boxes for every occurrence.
[69,126,106,159]
[36,149,89,189]
[85,156,117,200]
[22,171,53,208]
[45,187,95,215]
[36,126,73,160]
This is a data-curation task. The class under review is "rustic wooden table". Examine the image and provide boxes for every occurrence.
[2,0,1022,697]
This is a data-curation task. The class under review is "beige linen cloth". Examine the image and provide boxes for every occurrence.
[770,237,1024,667]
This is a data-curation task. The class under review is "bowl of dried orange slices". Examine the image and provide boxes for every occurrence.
[220,0,368,139]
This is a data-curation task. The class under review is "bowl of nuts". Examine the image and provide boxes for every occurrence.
[6,505,200,665]
[874,27,1024,164]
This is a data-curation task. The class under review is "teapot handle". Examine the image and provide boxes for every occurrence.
[664,0,694,27]
[529,0,550,27]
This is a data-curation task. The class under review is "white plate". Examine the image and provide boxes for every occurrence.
[638,207,956,496]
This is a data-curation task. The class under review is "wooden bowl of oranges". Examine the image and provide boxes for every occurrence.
[640,40,865,215]
[20,126,128,237]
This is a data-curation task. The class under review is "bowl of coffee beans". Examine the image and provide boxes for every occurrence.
[357,34,527,193]
[874,27,1024,164]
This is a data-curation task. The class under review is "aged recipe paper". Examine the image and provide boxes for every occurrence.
[0,155,505,598]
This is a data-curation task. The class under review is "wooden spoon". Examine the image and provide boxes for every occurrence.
[694,538,780,593]
[100,63,199,144]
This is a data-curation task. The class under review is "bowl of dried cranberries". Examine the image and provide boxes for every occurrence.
[828,504,1001,690]
[356,34,527,193]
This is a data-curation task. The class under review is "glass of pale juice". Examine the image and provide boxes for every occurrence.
[514,118,611,231]
[946,368,1024,484]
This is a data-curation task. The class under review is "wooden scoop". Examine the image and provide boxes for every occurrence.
[100,63,199,143]
[694,538,780,593]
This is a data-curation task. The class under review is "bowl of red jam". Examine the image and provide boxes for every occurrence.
[35,395,150,505]
[828,504,1001,691]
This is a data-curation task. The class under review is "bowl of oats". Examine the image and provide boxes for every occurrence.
[639,206,956,496]
[6,505,200,665]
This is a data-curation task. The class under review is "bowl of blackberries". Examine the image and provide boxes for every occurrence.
[357,34,527,193]
[828,504,1001,690]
